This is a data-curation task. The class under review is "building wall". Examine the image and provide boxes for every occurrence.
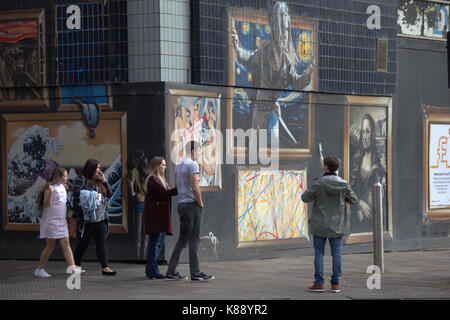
[393,36,450,250]
[127,0,190,82]
[191,0,397,96]
[0,0,449,264]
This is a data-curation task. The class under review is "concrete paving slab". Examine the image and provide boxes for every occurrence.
[0,250,449,300]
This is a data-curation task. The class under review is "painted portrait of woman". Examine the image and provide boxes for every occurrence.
[349,111,387,234]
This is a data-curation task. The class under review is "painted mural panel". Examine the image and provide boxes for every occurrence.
[1,113,127,232]
[423,2,449,38]
[57,84,113,111]
[398,0,449,39]
[347,106,388,237]
[228,2,317,158]
[0,9,48,108]
[168,90,222,191]
[237,169,308,245]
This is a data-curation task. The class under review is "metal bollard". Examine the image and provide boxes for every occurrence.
[372,182,384,273]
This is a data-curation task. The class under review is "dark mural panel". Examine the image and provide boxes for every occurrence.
[397,0,449,39]
[0,9,49,108]
[192,0,397,96]
[0,0,128,88]
[227,3,317,157]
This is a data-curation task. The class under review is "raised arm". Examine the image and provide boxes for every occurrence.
[231,18,260,70]
[147,176,178,199]
[345,184,358,204]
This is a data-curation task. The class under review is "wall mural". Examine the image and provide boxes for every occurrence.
[344,96,392,243]
[1,113,128,232]
[349,107,387,234]
[168,89,222,191]
[228,2,317,158]
[236,169,308,245]
[237,169,308,246]
[398,0,449,39]
[0,9,48,108]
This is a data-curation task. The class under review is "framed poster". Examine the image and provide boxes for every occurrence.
[423,106,450,220]
[1,112,128,232]
[236,168,308,247]
[168,89,222,191]
[227,3,317,159]
[344,96,393,244]
[0,9,49,109]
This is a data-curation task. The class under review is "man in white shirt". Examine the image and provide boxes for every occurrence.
[166,141,214,282]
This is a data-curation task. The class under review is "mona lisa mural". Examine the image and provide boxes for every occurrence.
[344,96,393,244]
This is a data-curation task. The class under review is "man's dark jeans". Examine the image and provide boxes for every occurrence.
[167,202,203,277]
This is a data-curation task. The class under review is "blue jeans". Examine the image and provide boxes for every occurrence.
[134,201,148,256]
[313,235,342,285]
[145,232,166,277]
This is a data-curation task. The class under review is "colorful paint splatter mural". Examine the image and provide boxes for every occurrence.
[237,169,308,244]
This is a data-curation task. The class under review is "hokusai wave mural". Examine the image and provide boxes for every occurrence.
[2,113,127,232]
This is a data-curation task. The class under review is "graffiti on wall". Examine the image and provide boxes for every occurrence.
[1,113,127,232]
[169,90,222,191]
[0,9,48,107]
[398,0,449,39]
[237,169,308,245]
[228,1,317,157]
[348,106,388,236]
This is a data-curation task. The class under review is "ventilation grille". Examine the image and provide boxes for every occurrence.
[376,38,388,72]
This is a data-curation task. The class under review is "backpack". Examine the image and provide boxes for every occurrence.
[70,175,85,219]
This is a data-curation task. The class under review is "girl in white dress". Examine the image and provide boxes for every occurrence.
[35,167,82,277]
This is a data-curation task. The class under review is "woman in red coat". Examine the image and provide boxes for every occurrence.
[144,156,177,279]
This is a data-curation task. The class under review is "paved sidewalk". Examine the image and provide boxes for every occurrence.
[0,250,449,300]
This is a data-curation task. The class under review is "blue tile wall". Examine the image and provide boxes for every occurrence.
[191,0,397,96]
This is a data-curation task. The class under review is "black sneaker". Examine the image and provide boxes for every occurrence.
[191,272,214,282]
[165,272,188,281]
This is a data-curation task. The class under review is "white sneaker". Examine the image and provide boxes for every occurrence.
[71,268,83,276]
[66,265,86,274]
[34,268,51,278]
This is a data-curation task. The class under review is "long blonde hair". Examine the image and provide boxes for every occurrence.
[37,167,67,210]
[148,156,168,189]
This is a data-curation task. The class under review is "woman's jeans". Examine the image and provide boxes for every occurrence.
[134,200,148,258]
[146,232,166,277]
[313,235,342,285]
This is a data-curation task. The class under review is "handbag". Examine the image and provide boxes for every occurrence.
[67,216,78,238]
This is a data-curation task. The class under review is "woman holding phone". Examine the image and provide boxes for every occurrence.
[73,158,116,276]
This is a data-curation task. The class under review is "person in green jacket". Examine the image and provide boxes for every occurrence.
[301,156,358,293]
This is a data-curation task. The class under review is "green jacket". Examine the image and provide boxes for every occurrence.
[301,174,358,238]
